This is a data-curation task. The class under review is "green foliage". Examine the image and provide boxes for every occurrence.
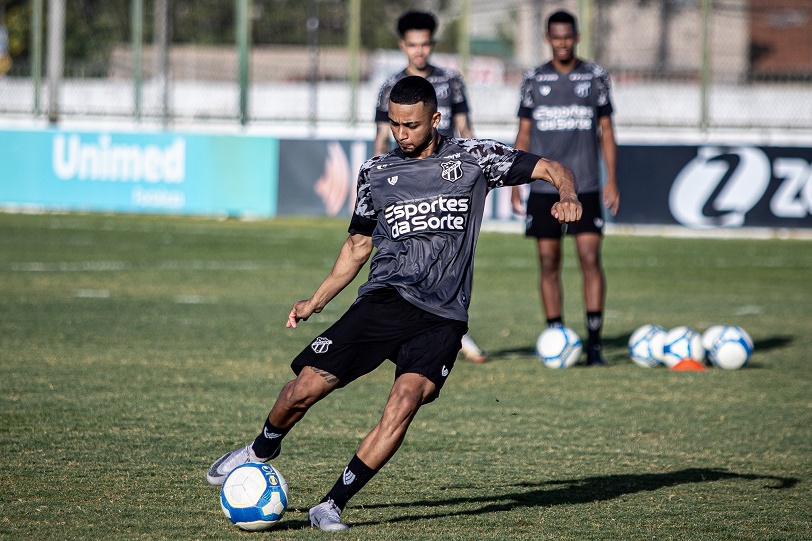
[2,0,473,77]
[1,213,810,540]
[3,0,436,72]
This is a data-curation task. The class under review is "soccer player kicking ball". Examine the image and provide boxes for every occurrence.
[207,76,581,531]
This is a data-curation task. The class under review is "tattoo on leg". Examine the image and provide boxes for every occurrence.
[309,366,340,385]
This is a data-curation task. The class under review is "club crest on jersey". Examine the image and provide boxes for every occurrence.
[387,175,399,185]
[574,82,591,98]
[539,85,552,96]
[434,82,450,99]
[440,160,463,182]
[311,336,332,354]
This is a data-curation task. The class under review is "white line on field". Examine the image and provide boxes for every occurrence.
[74,289,111,298]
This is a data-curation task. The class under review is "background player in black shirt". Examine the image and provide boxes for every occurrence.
[208,76,581,531]
[374,11,488,364]
[512,10,620,366]
[374,10,486,363]
[373,11,474,156]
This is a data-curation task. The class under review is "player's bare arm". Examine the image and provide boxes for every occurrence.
[511,118,534,214]
[287,233,373,328]
[531,158,581,223]
[373,122,392,156]
[453,113,473,138]
[599,114,620,216]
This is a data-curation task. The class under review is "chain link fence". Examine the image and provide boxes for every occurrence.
[0,0,809,130]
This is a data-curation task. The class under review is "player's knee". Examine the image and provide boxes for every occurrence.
[392,377,434,410]
[578,251,602,273]
[281,376,332,412]
[538,251,561,273]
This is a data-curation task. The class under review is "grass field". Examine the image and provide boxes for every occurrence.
[1,212,810,541]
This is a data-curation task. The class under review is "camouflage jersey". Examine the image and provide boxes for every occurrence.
[349,136,541,322]
[376,65,470,137]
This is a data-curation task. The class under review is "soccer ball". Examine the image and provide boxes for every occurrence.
[700,325,725,352]
[661,326,705,368]
[220,463,289,531]
[536,326,582,369]
[704,325,754,370]
[628,324,667,368]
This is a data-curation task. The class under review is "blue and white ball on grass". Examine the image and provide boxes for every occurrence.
[628,324,667,368]
[702,325,753,370]
[220,462,289,531]
[661,326,705,368]
[536,326,582,368]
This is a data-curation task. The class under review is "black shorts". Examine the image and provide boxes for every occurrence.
[291,287,468,401]
[524,191,604,239]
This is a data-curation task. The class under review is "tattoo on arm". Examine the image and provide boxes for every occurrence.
[309,366,340,385]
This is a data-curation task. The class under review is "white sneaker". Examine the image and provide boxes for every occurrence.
[206,443,278,486]
[309,500,350,531]
[460,334,488,364]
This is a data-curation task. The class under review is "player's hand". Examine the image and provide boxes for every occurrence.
[603,183,620,216]
[510,187,525,216]
[287,299,318,329]
[551,196,582,223]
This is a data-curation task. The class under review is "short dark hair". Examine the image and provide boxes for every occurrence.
[390,76,438,112]
[397,10,437,38]
[547,10,578,34]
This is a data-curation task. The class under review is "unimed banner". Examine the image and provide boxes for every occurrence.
[0,129,279,217]
[617,145,812,229]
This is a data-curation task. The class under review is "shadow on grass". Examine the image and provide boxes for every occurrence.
[753,335,793,352]
[282,468,797,530]
[486,332,638,363]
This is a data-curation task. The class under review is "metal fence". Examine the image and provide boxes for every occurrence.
[0,0,810,131]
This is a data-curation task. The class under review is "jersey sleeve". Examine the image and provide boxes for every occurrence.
[348,161,377,236]
[517,70,535,119]
[449,73,471,116]
[593,65,614,117]
[375,79,395,124]
[458,139,536,189]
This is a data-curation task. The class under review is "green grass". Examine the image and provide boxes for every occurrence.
[0,213,810,540]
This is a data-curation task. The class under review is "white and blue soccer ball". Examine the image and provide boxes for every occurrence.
[628,324,667,368]
[701,325,726,353]
[536,326,582,369]
[703,325,754,370]
[220,462,289,531]
[661,326,705,367]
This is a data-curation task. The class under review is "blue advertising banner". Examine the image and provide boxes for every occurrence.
[0,129,279,217]
[276,139,371,216]
[617,145,812,229]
